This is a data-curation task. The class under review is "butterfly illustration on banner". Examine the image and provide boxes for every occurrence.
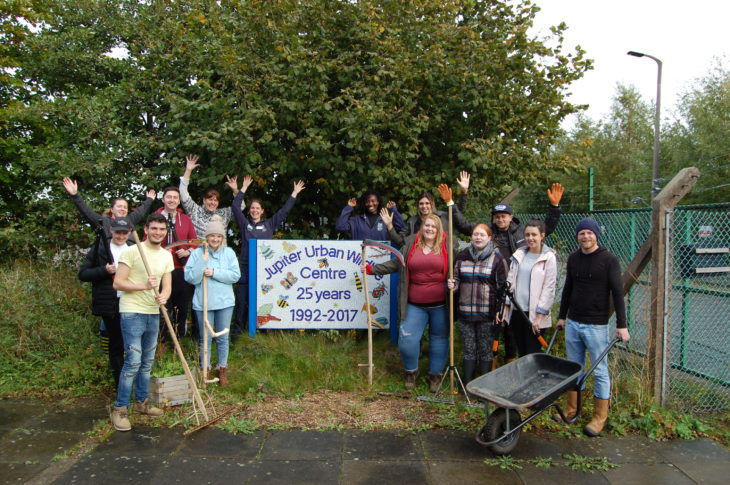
[282,241,297,253]
[260,284,274,295]
[280,271,298,289]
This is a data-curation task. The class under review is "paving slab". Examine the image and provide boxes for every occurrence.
[0,462,48,485]
[0,429,86,463]
[177,428,265,459]
[259,430,343,461]
[150,456,259,484]
[430,460,522,485]
[671,461,730,485]
[241,459,341,484]
[342,459,428,485]
[602,462,696,485]
[567,434,667,463]
[343,430,423,461]
[654,438,730,463]
[504,432,583,460]
[0,400,47,430]
[420,429,490,461]
[54,454,167,485]
[91,427,181,457]
[517,463,611,485]
[23,406,107,433]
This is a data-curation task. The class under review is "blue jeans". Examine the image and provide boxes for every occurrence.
[196,306,234,369]
[115,313,160,408]
[399,304,448,375]
[565,319,611,399]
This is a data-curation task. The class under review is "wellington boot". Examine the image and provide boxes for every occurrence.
[404,370,419,390]
[134,398,163,417]
[584,398,609,437]
[111,406,131,432]
[479,360,492,377]
[462,359,476,383]
[552,390,578,423]
[218,366,230,387]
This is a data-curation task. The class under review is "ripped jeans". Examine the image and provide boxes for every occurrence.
[115,312,159,408]
[399,304,448,375]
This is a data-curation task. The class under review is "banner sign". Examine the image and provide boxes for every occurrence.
[248,240,398,336]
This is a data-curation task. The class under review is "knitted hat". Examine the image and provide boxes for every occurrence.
[491,203,513,215]
[204,215,225,237]
[110,217,132,232]
[575,217,600,238]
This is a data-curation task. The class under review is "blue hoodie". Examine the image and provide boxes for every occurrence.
[184,245,241,311]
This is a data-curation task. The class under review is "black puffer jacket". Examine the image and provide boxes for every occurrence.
[78,238,133,316]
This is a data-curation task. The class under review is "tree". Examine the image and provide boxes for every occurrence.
[2,0,591,258]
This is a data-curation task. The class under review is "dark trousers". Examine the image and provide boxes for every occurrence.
[232,280,249,336]
[101,312,124,387]
[162,268,195,340]
[510,313,546,356]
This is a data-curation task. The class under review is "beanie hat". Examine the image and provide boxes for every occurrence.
[575,217,600,238]
[204,215,226,237]
[110,217,132,232]
[491,203,513,215]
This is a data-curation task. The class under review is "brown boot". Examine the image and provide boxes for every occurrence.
[552,390,578,423]
[133,398,163,417]
[404,370,419,390]
[111,406,131,432]
[584,398,609,437]
[218,366,230,387]
[428,373,443,393]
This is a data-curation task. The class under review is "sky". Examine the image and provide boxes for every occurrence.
[529,0,729,127]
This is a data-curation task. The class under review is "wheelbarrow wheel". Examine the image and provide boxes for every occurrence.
[483,408,521,455]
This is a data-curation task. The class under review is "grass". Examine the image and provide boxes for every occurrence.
[1,259,728,443]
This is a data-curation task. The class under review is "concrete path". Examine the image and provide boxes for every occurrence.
[1,398,728,484]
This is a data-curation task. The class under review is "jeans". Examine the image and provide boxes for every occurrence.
[196,306,234,369]
[399,304,448,375]
[115,312,160,408]
[565,319,611,399]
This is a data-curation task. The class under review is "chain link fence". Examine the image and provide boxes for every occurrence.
[519,204,730,413]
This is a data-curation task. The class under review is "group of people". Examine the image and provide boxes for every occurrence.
[67,158,629,438]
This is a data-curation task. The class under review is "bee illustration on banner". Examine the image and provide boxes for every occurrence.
[353,272,363,292]
[276,295,290,308]
[280,271,298,289]
[260,284,274,295]
[371,282,388,299]
[260,243,274,260]
[317,258,329,268]
[282,241,297,253]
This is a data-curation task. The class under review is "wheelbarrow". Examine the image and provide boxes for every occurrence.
[466,328,621,455]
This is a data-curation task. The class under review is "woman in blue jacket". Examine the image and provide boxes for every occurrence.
[335,189,406,241]
[184,215,241,386]
[231,177,306,337]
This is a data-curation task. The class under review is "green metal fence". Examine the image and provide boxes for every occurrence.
[521,203,730,412]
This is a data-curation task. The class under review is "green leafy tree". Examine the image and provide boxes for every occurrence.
[2,0,591,258]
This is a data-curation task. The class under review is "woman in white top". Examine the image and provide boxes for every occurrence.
[503,218,557,356]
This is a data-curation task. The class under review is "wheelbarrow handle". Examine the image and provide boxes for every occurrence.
[576,337,622,388]
[544,326,562,355]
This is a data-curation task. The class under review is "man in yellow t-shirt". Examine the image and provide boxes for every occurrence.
[110,213,173,432]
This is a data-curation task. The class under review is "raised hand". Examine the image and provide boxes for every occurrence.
[347,197,357,207]
[386,200,397,209]
[547,183,564,206]
[456,171,470,194]
[62,177,78,195]
[241,175,253,192]
[185,154,200,171]
[291,180,306,197]
[225,175,239,192]
[379,207,393,227]
[146,189,156,200]
[437,184,452,204]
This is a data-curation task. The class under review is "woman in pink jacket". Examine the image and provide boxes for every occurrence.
[503,219,557,356]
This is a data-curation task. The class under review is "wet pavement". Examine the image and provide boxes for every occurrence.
[1,398,728,484]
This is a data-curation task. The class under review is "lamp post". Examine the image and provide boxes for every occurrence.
[627,51,663,196]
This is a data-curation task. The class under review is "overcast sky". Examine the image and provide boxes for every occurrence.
[529,0,728,127]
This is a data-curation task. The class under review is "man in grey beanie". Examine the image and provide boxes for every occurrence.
[556,217,630,437]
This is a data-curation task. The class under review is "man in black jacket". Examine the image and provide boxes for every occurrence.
[78,217,134,386]
[556,217,630,437]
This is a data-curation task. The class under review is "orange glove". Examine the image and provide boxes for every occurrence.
[438,184,453,204]
[547,183,564,206]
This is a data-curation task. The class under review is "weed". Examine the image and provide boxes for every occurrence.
[484,455,523,470]
[528,456,554,468]
[563,454,618,473]
[217,416,258,435]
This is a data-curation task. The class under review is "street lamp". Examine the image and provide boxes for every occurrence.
[628,51,663,196]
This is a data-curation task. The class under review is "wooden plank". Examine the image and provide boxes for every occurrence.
[695,267,730,274]
[695,248,729,254]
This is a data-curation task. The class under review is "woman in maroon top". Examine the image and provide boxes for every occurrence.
[365,213,449,392]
